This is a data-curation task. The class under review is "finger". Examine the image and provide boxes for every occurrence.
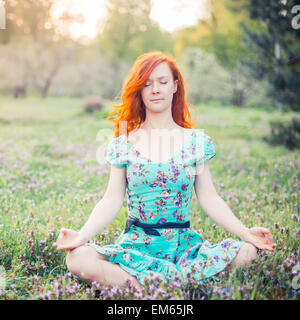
[262,230,274,241]
[266,242,277,249]
[263,244,277,251]
[253,242,273,251]
[58,243,76,250]
[265,231,272,238]
[258,245,271,251]
[266,246,275,251]
[266,234,275,244]
[269,234,275,242]
[262,228,271,235]
[56,245,70,251]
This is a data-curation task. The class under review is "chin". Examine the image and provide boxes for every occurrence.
[146,104,169,112]
[150,107,168,114]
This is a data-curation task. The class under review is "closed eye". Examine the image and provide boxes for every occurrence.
[145,81,168,87]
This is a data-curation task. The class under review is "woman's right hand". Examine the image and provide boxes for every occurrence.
[52,228,88,251]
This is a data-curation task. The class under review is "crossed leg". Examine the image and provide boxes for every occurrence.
[66,243,257,289]
[65,245,143,290]
[226,242,258,270]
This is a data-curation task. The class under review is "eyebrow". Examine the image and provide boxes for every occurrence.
[147,76,169,81]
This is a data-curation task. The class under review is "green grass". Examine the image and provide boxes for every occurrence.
[0,95,299,300]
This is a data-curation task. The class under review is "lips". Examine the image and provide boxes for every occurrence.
[150,98,164,101]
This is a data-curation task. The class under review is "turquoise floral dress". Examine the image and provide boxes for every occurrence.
[86,129,245,286]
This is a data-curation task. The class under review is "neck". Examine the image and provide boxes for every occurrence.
[141,109,178,131]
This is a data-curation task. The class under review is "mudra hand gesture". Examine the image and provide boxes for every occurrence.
[52,228,87,251]
[241,227,277,251]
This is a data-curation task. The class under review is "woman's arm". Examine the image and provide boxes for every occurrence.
[194,160,249,239]
[78,165,127,242]
[194,160,277,250]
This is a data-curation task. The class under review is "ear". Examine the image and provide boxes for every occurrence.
[173,79,178,94]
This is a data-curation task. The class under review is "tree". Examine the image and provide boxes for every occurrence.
[0,37,77,98]
[0,0,55,44]
[0,0,84,98]
[231,0,300,111]
[28,38,76,98]
[174,0,249,68]
[97,0,174,62]
[174,0,254,107]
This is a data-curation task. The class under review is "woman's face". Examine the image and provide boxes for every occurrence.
[140,62,178,113]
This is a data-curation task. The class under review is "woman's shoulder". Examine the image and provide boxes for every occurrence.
[107,133,127,147]
[106,133,129,157]
[193,128,213,141]
[193,129,216,164]
[105,134,128,168]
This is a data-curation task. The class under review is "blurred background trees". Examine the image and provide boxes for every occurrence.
[229,0,300,112]
[97,0,174,61]
[0,0,299,111]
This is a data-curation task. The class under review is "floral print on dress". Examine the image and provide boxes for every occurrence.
[86,129,245,285]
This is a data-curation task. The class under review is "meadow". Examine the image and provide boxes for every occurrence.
[0,96,299,300]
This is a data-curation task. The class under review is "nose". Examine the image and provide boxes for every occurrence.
[152,81,160,94]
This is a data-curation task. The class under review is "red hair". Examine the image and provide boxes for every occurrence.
[106,51,198,138]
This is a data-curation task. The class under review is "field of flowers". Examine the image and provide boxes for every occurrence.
[0,96,299,300]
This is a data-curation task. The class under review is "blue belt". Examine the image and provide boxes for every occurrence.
[124,217,190,236]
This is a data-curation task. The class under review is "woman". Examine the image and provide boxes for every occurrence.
[53,51,277,291]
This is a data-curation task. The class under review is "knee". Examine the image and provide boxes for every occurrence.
[65,245,92,278]
[233,243,258,268]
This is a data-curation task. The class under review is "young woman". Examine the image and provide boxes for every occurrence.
[53,51,277,291]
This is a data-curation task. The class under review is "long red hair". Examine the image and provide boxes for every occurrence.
[106,51,198,138]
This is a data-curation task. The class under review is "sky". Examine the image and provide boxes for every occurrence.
[51,0,209,42]
[151,0,209,32]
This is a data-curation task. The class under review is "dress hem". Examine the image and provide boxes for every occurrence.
[85,239,246,286]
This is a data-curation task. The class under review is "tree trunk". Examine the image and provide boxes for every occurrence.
[40,55,61,98]
[232,88,245,107]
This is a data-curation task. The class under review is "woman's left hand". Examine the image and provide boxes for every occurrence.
[241,227,277,251]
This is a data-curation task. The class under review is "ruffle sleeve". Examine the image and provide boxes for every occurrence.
[194,131,216,165]
[105,135,128,168]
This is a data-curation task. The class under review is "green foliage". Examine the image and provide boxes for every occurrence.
[174,0,250,69]
[178,47,270,108]
[113,207,129,231]
[0,0,55,44]
[174,0,270,108]
[98,0,174,62]
[234,0,300,111]
[264,117,300,150]
[93,110,109,120]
